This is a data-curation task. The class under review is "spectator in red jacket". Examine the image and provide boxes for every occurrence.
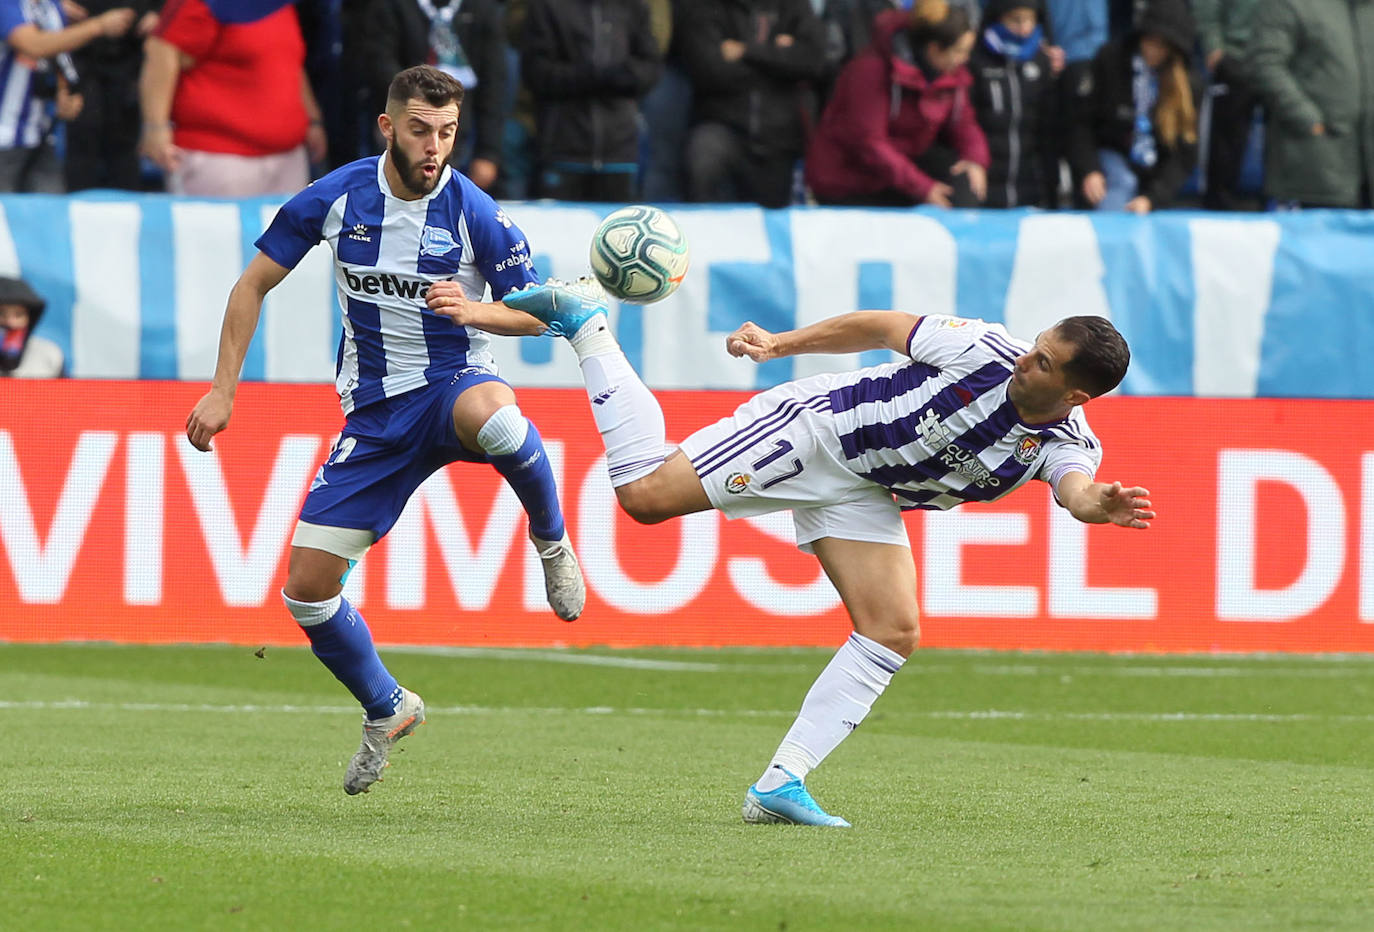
[138,0,326,196]
[806,0,989,207]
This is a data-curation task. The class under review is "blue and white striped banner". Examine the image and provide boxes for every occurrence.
[3,193,1372,397]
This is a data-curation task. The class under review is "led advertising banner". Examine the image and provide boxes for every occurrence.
[1,381,1371,652]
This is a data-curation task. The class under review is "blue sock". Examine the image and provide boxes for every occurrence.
[296,596,401,719]
[490,423,566,541]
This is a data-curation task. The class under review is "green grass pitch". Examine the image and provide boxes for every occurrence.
[4,643,1373,930]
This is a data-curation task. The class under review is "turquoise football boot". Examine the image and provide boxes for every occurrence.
[503,276,609,338]
[742,768,851,827]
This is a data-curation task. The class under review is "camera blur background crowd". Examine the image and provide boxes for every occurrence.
[3,0,1371,211]
[1,0,1371,377]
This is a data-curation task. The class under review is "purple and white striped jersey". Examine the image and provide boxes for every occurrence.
[0,0,70,149]
[256,156,539,415]
[828,315,1101,510]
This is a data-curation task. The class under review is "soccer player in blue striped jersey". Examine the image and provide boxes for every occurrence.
[494,278,1155,826]
[186,65,583,796]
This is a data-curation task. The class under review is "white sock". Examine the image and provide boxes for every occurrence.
[575,336,667,487]
[756,633,905,788]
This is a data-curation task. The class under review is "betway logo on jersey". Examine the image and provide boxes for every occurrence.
[915,410,1002,488]
[341,267,432,301]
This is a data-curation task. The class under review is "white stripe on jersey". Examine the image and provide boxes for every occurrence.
[377,196,434,400]
[320,194,360,410]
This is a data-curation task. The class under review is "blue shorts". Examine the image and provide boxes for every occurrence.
[299,369,504,541]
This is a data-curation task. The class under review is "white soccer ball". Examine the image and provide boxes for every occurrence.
[588,205,690,304]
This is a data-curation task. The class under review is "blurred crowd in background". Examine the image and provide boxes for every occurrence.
[1,0,1371,212]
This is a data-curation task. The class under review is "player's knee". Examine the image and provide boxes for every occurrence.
[283,570,339,604]
[474,404,530,456]
[870,613,920,658]
[615,482,671,524]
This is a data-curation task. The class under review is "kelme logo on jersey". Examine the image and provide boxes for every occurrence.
[341,267,433,301]
[1013,435,1042,465]
[420,225,458,257]
[724,472,752,494]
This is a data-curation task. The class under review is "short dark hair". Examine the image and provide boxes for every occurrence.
[387,65,464,111]
[908,0,973,49]
[1055,316,1130,397]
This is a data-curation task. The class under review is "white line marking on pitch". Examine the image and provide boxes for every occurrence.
[383,646,817,673]
[3,699,1373,724]
[381,648,1374,679]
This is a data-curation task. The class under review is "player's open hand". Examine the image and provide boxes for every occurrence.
[186,389,233,452]
[426,279,471,324]
[1100,481,1154,529]
[727,321,778,362]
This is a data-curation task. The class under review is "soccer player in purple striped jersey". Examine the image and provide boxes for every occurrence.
[186,65,584,796]
[494,277,1155,826]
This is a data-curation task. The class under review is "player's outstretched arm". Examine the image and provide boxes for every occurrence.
[1055,472,1155,529]
[185,253,290,452]
[727,311,921,362]
[426,280,546,336]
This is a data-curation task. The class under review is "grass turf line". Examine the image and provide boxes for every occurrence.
[2,644,1372,930]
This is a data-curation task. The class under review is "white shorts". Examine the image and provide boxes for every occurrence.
[679,376,908,554]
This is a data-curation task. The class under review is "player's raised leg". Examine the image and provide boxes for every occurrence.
[503,279,711,520]
[449,380,585,621]
[744,536,918,827]
[282,539,424,795]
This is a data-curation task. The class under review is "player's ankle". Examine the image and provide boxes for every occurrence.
[569,318,617,359]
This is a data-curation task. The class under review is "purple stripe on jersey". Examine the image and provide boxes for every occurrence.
[861,457,961,491]
[893,488,946,507]
[609,456,666,481]
[860,446,1036,505]
[979,333,1020,365]
[1048,420,1099,450]
[847,633,903,675]
[952,398,1022,453]
[693,394,830,477]
[828,361,940,414]
[950,450,1043,503]
[905,318,926,356]
[838,360,1010,459]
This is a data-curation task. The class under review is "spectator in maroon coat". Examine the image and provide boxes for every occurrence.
[806,0,988,207]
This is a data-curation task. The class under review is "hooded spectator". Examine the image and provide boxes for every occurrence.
[1067,0,1199,213]
[0,277,63,378]
[806,0,989,207]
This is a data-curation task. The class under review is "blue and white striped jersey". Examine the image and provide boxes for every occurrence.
[256,156,539,414]
[828,315,1102,510]
[0,0,68,149]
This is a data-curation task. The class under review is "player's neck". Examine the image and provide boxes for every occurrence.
[1013,398,1072,426]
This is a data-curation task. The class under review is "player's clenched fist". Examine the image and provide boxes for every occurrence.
[727,321,778,362]
[426,279,471,324]
[186,389,232,452]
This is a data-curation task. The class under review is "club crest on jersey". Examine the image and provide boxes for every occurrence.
[724,472,752,494]
[1013,436,1042,465]
[420,225,459,257]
